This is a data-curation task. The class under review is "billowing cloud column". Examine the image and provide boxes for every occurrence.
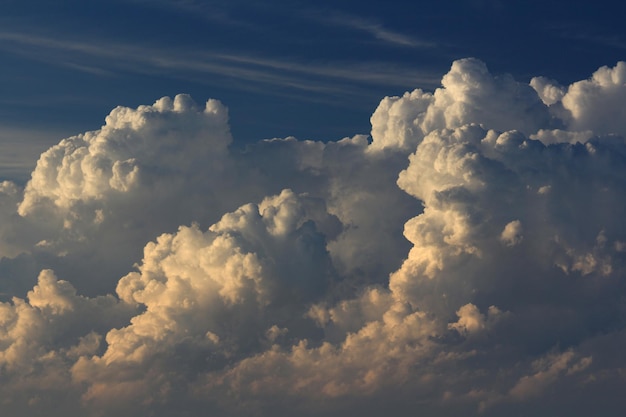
[19,94,231,218]
[71,190,340,409]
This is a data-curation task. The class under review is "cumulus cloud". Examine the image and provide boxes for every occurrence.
[0,58,625,416]
[69,189,342,409]
[19,94,230,217]
[530,75,565,105]
[0,270,133,415]
[1,95,239,296]
[561,61,626,135]
[369,58,553,152]
[500,220,523,246]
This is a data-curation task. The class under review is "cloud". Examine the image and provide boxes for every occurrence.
[70,189,342,409]
[0,31,439,104]
[19,95,230,216]
[318,13,436,48]
[369,58,554,152]
[0,58,626,416]
[561,61,626,135]
[0,269,133,415]
[500,220,523,246]
[530,75,565,105]
[3,95,237,295]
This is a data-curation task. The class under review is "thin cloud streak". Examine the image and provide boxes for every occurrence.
[0,126,69,182]
[0,32,440,100]
[329,14,436,48]
[209,53,440,87]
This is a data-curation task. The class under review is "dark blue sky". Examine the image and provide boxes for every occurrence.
[1,0,624,148]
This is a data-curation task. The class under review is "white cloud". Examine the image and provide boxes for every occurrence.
[500,220,523,246]
[530,75,565,105]
[369,58,553,152]
[0,269,133,415]
[0,58,626,416]
[19,94,231,217]
[448,303,504,336]
[0,31,439,103]
[69,189,342,409]
[530,128,595,145]
[320,13,436,48]
[561,62,626,135]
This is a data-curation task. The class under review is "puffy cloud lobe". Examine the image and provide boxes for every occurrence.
[530,76,565,106]
[19,94,231,218]
[530,128,595,145]
[500,220,523,246]
[369,88,434,151]
[561,61,626,136]
[369,58,553,152]
[448,303,503,336]
[0,270,132,415]
[0,270,132,369]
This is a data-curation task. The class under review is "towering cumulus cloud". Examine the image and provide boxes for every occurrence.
[0,59,625,416]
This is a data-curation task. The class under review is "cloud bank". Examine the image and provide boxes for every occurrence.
[0,58,625,416]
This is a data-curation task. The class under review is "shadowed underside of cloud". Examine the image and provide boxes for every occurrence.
[0,58,625,417]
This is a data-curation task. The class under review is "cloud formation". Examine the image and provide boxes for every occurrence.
[0,58,625,416]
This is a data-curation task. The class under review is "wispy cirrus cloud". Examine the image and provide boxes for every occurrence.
[311,11,437,48]
[0,126,67,182]
[0,31,440,100]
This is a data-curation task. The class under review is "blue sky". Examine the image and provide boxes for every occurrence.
[0,2,626,416]
[1,0,624,156]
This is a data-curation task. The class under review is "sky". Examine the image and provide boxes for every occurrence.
[2,0,626,181]
[0,1,625,416]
